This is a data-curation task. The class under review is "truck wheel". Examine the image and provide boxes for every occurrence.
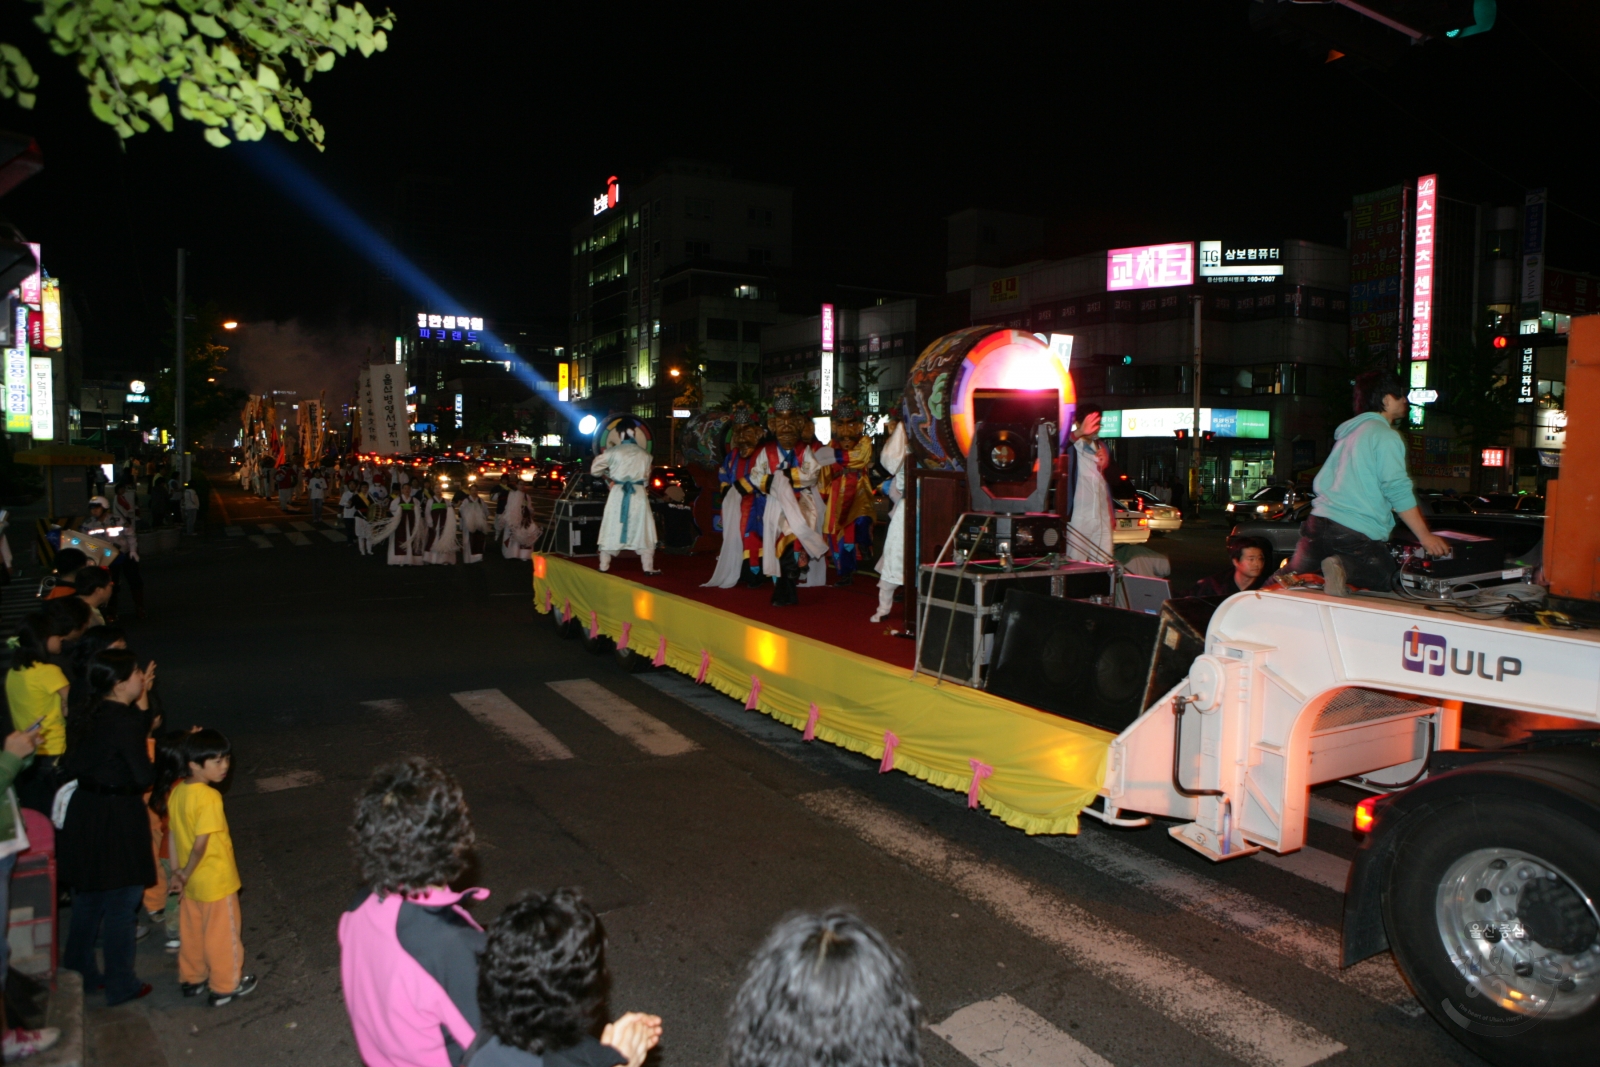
[552,612,580,639]
[583,632,615,655]
[616,645,655,672]
[1382,795,1600,1065]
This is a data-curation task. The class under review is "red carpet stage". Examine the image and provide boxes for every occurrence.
[533,551,1116,835]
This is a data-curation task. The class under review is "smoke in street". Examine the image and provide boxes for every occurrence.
[222,319,381,405]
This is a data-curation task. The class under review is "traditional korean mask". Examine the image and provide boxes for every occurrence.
[732,423,764,457]
[770,411,803,450]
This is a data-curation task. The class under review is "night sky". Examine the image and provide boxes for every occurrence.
[3,0,1598,388]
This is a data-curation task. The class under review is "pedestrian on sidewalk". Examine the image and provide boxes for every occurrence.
[58,649,158,1006]
[0,720,61,1062]
[340,758,483,1067]
[6,598,92,812]
[308,468,328,523]
[72,566,115,627]
[182,482,201,535]
[169,728,258,1007]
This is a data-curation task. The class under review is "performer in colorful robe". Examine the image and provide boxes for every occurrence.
[871,415,908,622]
[459,490,489,564]
[591,418,658,573]
[386,483,423,566]
[423,493,459,565]
[749,387,828,606]
[703,403,768,589]
[817,394,877,586]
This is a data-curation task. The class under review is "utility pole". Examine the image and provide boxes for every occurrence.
[175,248,187,481]
[1190,292,1202,515]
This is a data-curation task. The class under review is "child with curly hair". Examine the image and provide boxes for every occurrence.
[339,758,484,1067]
[465,888,660,1067]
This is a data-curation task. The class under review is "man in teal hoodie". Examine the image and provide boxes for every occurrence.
[1288,369,1450,594]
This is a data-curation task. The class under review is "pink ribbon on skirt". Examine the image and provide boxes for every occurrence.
[803,703,819,741]
[744,676,761,710]
[879,731,900,773]
[619,622,631,650]
[967,759,994,809]
[588,611,599,641]
[695,649,711,685]
[652,636,668,667]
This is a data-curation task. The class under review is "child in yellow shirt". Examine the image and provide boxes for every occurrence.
[169,729,258,1007]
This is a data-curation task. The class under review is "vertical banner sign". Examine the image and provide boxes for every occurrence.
[454,393,463,430]
[1410,175,1437,362]
[360,368,379,451]
[1521,189,1547,313]
[40,278,63,349]
[558,362,570,402]
[1350,186,1407,366]
[393,335,403,364]
[6,302,30,433]
[29,356,53,440]
[1518,346,1535,404]
[19,243,41,307]
[819,303,835,413]
[371,363,407,454]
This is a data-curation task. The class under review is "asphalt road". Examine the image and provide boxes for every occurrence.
[83,487,1490,1067]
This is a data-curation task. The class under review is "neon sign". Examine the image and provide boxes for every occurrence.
[593,175,620,216]
[1198,241,1283,281]
[1107,243,1194,290]
[820,303,835,413]
[417,314,484,331]
[1411,174,1437,361]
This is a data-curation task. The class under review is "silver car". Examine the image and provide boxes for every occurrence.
[1133,490,1183,533]
[1226,486,1315,558]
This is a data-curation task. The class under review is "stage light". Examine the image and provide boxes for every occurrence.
[948,330,1076,460]
[579,415,598,435]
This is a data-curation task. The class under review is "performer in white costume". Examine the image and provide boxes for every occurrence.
[458,490,490,564]
[748,387,828,606]
[496,485,541,560]
[590,420,658,573]
[423,492,459,564]
[871,417,908,622]
[386,483,425,566]
[1064,403,1115,564]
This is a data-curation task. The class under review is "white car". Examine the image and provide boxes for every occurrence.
[1113,504,1151,544]
[1133,490,1183,533]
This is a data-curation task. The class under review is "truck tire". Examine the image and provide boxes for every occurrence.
[615,644,655,672]
[552,611,580,639]
[1382,794,1600,1065]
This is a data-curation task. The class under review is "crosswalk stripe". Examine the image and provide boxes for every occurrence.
[801,788,1345,1067]
[1040,826,1416,1010]
[1253,846,1351,893]
[450,689,574,760]
[285,532,312,546]
[932,995,1115,1067]
[320,528,346,542]
[248,535,273,549]
[224,526,243,537]
[290,521,314,532]
[256,524,279,534]
[324,519,344,530]
[546,679,700,757]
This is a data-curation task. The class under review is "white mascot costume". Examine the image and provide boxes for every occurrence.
[590,422,658,573]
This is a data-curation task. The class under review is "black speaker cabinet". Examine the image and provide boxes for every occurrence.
[552,499,604,557]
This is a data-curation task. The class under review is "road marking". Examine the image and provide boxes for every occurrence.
[451,689,574,760]
[1041,828,1417,1011]
[248,535,273,549]
[255,770,323,793]
[547,679,700,757]
[321,528,347,542]
[1253,846,1351,893]
[290,521,314,532]
[224,526,243,537]
[932,995,1114,1067]
[360,698,409,720]
[802,789,1345,1067]
[324,519,344,529]
[256,524,279,534]
[286,532,312,546]
[1307,795,1353,830]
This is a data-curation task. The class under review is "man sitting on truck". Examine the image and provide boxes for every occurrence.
[1193,536,1273,598]
[1287,368,1449,594]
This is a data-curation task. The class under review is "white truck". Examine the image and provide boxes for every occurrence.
[1093,554,1598,1067]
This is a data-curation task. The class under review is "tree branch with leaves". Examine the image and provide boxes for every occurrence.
[1,0,394,150]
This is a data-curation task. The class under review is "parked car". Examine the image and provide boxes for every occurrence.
[1131,489,1183,533]
[1112,504,1151,545]
[1512,494,1545,514]
[1226,487,1317,557]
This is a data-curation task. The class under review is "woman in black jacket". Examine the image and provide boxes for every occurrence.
[57,649,157,1005]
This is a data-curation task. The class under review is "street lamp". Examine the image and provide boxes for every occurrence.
[222,320,239,330]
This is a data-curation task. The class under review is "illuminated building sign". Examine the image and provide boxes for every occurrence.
[1198,241,1284,281]
[40,278,62,349]
[416,312,483,343]
[592,175,620,216]
[454,392,463,430]
[1099,407,1270,439]
[1521,189,1546,310]
[1518,346,1534,403]
[1411,174,1437,361]
[558,362,570,403]
[394,335,403,364]
[819,303,835,413]
[19,243,40,307]
[29,356,52,440]
[1481,447,1505,468]
[125,393,150,404]
[5,303,29,433]
[1107,243,1193,291]
[1407,388,1438,405]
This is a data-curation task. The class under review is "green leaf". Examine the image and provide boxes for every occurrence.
[189,14,226,39]
[256,63,280,90]
[204,126,231,147]
[17,92,35,110]
[314,49,334,72]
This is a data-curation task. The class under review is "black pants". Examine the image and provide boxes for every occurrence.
[109,554,146,617]
[1288,515,1399,591]
[344,517,357,543]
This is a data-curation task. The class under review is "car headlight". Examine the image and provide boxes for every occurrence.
[1256,504,1269,512]
[520,470,535,481]
[439,476,450,483]
[468,474,477,481]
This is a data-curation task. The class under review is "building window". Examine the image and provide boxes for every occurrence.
[748,246,772,265]
[685,197,713,220]
[707,318,738,342]
[685,239,711,259]
[734,284,760,299]
[741,321,763,343]
[748,206,773,228]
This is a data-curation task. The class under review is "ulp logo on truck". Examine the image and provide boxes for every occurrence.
[1402,627,1521,681]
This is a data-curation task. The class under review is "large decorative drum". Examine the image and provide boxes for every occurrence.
[593,413,654,454]
[680,410,733,470]
[900,327,1076,470]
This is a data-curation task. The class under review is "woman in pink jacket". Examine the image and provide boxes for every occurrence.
[340,759,485,1067]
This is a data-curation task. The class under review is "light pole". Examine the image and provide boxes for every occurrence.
[175,249,187,481]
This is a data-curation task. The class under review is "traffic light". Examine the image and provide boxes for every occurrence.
[1201,431,1216,444]
[1492,335,1509,349]
[1173,429,1189,441]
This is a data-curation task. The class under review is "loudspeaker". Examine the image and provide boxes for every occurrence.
[552,499,604,557]
[988,591,1223,733]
